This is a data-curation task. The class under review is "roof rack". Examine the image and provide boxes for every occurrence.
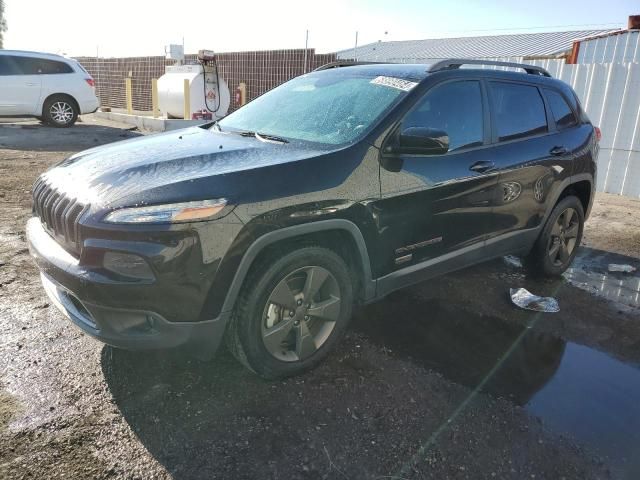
[313,60,388,71]
[428,59,551,77]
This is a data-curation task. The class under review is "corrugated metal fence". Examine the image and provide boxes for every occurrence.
[527,59,640,198]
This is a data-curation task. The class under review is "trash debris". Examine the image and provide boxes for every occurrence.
[503,255,523,268]
[510,288,560,313]
[608,264,637,273]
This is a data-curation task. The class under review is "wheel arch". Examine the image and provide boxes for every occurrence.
[41,92,80,117]
[212,220,376,321]
[558,176,592,219]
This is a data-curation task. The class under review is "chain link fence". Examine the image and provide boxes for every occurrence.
[76,49,338,113]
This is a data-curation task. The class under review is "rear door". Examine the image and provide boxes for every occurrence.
[486,80,573,252]
[0,55,42,115]
[375,79,500,280]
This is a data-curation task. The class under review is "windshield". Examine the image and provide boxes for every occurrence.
[217,71,416,145]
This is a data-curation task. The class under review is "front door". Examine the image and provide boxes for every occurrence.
[375,79,500,283]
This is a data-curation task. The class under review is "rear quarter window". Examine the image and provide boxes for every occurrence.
[489,82,548,142]
[544,88,578,130]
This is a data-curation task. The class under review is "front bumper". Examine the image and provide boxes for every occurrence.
[27,217,227,355]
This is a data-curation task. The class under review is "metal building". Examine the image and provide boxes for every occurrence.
[336,30,617,64]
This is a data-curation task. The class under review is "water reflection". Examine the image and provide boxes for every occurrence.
[356,289,640,478]
[565,248,640,308]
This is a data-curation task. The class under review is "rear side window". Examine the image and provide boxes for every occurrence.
[489,82,548,142]
[403,80,484,151]
[544,88,577,130]
[11,57,42,74]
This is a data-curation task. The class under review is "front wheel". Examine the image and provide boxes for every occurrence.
[526,195,584,277]
[226,246,354,379]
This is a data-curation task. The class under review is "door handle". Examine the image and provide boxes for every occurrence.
[549,146,568,156]
[469,161,496,173]
[25,82,38,86]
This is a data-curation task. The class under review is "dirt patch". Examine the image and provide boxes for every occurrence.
[0,389,21,432]
[584,193,640,258]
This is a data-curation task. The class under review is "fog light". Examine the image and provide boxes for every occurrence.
[103,252,155,281]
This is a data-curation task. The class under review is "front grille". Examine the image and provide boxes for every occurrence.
[32,177,88,255]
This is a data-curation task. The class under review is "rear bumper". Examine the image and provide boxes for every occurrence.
[27,217,228,355]
[79,96,100,115]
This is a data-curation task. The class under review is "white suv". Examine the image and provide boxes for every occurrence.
[0,50,100,127]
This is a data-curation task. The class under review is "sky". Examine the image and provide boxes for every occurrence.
[3,0,637,57]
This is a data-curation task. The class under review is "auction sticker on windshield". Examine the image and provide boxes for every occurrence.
[370,76,418,91]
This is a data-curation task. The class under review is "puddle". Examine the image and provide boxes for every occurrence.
[527,343,640,478]
[564,248,640,309]
[355,295,640,478]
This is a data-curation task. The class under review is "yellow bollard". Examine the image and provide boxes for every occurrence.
[151,79,159,118]
[183,79,190,120]
[125,78,133,115]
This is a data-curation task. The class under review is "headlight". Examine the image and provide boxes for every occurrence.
[103,199,228,224]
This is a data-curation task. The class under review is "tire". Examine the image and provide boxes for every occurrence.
[43,95,78,127]
[226,246,354,379]
[526,195,584,277]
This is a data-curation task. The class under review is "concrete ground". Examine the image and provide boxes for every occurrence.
[1,117,639,479]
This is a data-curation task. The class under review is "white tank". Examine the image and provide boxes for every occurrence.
[157,64,230,119]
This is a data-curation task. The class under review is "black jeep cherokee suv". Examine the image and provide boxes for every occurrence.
[27,59,599,378]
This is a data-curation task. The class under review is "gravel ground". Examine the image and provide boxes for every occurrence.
[1,118,638,479]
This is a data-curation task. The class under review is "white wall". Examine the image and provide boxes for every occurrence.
[528,59,640,198]
[577,31,640,63]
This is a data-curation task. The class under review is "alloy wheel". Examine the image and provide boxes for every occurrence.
[50,102,74,125]
[261,266,341,362]
[548,207,579,266]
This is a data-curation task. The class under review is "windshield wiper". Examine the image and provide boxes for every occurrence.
[236,130,289,144]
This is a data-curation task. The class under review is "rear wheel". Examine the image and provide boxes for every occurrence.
[226,246,354,379]
[526,195,584,277]
[43,96,78,127]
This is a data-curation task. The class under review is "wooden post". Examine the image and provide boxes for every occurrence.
[238,82,247,106]
[183,79,190,120]
[151,79,159,118]
[125,78,133,114]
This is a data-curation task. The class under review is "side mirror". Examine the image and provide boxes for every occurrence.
[396,127,449,155]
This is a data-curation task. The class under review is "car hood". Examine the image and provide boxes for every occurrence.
[40,126,328,207]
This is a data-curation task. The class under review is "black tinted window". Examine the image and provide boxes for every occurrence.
[490,82,548,142]
[12,57,42,74]
[0,56,21,75]
[404,80,484,151]
[37,59,74,74]
[0,56,73,75]
[544,88,577,130]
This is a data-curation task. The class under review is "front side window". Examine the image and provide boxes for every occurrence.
[0,56,22,75]
[490,82,548,142]
[217,71,415,145]
[544,88,577,130]
[402,80,484,151]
